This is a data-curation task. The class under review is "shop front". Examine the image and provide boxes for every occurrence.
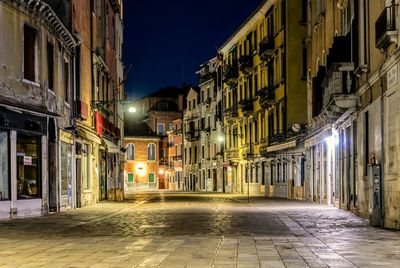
[59,130,75,211]
[0,107,49,219]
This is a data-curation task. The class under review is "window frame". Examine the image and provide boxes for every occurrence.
[23,24,38,83]
[147,143,156,161]
[127,143,135,161]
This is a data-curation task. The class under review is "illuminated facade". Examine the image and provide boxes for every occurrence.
[218,0,307,197]
[306,0,400,229]
[124,136,159,192]
[167,118,184,191]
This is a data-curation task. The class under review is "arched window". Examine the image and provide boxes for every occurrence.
[148,143,156,161]
[127,143,134,160]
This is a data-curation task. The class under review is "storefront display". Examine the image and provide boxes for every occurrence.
[17,133,41,199]
[0,131,9,200]
[60,142,72,200]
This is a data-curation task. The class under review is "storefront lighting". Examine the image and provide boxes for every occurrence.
[325,129,339,147]
[135,162,146,176]
[217,136,224,143]
[159,168,165,175]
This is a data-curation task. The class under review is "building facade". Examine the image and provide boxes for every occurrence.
[0,0,76,218]
[306,0,400,229]
[218,0,307,197]
[167,118,184,191]
[124,136,159,192]
[196,59,225,192]
[0,0,124,219]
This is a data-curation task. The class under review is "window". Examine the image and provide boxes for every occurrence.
[157,123,165,135]
[202,145,205,159]
[47,43,54,90]
[127,144,134,160]
[82,144,91,190]
[301,43,307,78]
[24,25,37,82]
[17,134,41,199]
[280,0,286,27]
[148,143,156,161]
[169,123,174,131]
[0,131,9,200]
[127,173,134,183]
[64,61,70,102]
[149,173,155,183]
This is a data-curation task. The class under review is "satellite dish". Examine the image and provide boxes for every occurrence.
[291,123,301,133]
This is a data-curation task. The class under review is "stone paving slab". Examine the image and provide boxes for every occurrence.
[0,193,399,267]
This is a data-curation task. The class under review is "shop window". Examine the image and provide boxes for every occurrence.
[17,134,41,199]
[127,143,134,160]
[60,142,72,197]
[82,144,91,190]
[149,173,155,183]
[0,132,9,200]
[148,143,156,161]
[127,173,134,183]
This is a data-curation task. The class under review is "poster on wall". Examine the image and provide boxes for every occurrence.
[23,156,32,166]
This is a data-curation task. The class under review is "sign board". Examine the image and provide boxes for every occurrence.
[24,156,32,166]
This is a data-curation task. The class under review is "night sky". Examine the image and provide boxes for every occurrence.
[123,0,265,100]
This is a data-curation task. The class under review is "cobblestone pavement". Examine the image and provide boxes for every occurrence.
[0,192,399,268]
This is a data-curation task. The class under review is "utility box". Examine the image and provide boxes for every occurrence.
[368,164,382,227]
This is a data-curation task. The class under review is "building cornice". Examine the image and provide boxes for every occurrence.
[3,0,77,50]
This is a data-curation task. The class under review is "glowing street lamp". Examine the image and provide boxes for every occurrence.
[128,107,137,113]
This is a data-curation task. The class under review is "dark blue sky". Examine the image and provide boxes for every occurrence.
[123,0,264,100]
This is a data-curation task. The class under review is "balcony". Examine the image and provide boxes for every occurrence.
[239,99,253,116]
[223,64,239,84]
[224,106,239,123]
[199,71,215,84]
[269,131,286,144]
[376,5,398,49]
[185,130,200,141]
[238,55,253,74]
[241,145,254,159]
[258,86,275,108]
[258,36,274,61]
[226,148,239,160]
[259,138,269,156]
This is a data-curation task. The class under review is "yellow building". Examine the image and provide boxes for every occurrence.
[219,0,308,197]
[306,0,400,229]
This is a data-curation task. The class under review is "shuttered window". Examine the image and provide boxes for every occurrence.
[47,43,54,90]
[64,61,69,102]
[24,25,36,81]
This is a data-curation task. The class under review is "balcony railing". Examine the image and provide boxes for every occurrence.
[268,131,286,144]
[238,55,253,74]
[173,155,183,161]
[224,106,239,122]
[223,64,239,84]
[376,5,398,49]
[259,36,274,61]
[185,130,200,141]
[240,99,253,115]
[258,86,275,108]
[167,142,174,147]
[226,148,239,160]
[199,71,215,84]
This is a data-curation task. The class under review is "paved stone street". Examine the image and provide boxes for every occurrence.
[0,193,399,267]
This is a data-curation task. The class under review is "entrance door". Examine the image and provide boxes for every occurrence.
[76,158,81,208]
[99,152,107,201]
[48,119,57,212]
[213,170,217,192]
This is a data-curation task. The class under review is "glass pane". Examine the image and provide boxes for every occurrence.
[0,132,9,200]
[60,143,72,196]
[17,133,40,199]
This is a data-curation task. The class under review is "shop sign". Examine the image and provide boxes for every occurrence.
[60,130,74,145]
[24,156,32,166]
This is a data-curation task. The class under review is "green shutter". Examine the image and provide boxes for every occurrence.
[149,173,155,183]
[128,173,134,183]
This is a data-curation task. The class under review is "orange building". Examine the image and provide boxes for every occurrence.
[124,122,159,192]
